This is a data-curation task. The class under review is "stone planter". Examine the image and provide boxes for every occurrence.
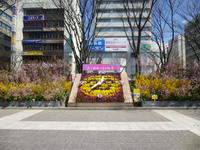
[0,101,9,107]
[134,101,143,107]
[0,100,66,108]
[142,101,200,107]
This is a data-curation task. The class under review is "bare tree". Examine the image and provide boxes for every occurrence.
[151,0,181,70]
[179,0,200,61]
[51,0,103,73]
[122,0,157,74]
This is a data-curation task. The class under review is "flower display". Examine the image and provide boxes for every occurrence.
[134,75,191,101]
[77,73,124,102]
[0,80,71,101]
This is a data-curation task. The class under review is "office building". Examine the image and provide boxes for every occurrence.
[0,0,13,69]
[14,0,76,76]
[92,0,154,75]
[168,34,186,69]
[185,14,200,65]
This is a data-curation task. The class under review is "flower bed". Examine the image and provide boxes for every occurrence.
[77,73,124,102]
[0,61,71,105]
[0,80,71,102]
[131,62,200,102]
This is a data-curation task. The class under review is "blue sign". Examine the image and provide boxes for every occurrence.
[89,39,105,52]
[24,15,44,21]
[23,40,43,44]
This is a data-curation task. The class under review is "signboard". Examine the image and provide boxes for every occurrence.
[133,89,141,96]
[23,40,43,44]
[141,44,151,51]
[11,35,16,44]
[83,64,120,71]
[21,51,43,56]
[133,89,141,102]
[152,94,158,100]
[89,39,105,52]
[23,40,63,44]
[90,38,129,52]
[23,15,44,21]
[105,38,128,52]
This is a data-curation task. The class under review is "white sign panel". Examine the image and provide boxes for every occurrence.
[105,38,129,52]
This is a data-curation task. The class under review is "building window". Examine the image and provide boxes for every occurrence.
[0,21,12,31]
[97,18,148,23]
[96,27,151,32]
[23,31,64,40]
[97,1,142,5]
[0,10,12,21]
[97,9,149,14]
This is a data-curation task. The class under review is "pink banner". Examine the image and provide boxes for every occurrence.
[83,64,120,71]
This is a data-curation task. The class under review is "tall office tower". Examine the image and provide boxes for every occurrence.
[93,0,156,75]
[168,35,186,69]
[0,0,13,69]
[14,0,78,76]
[185,14,200,65]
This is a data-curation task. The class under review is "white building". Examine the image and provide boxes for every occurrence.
[140,41,160,74]
[169,34,186,68]
[13,0,78,77]
[92,0,154,75]
[185,15,200,65]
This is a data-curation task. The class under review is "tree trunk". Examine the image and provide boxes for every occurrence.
[135,55,141,75]
[76,63,82,73]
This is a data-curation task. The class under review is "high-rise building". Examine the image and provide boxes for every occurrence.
[92,0,154,75]
[168,34,186,69]
[0,0,13,69]
[185,14,200,65]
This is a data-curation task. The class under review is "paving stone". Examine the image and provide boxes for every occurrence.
[0,110,21,118]
[22,110,169,122]
[0,109,200,150]
[176,110,200,121]
[0,130,199,150]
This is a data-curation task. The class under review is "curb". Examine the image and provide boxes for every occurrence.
[1,107,200,110]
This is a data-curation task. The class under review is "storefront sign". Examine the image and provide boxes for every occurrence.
[23,40,43,44]
[21,51,43,56]
[105,38,128,52]
[83,64,120,71]
[23,15,44,21]
[11,35,16,44]
[89,39,105,52]
[90,38,129,52]
[141,44,151,51]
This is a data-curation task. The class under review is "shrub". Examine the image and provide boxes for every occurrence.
[134,75,191,101]
[0,60,71,102]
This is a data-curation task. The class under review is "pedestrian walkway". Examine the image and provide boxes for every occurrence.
[0,110,199,136]
[0,109,199,150]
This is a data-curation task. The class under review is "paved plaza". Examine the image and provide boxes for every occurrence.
[0,109,200,150]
